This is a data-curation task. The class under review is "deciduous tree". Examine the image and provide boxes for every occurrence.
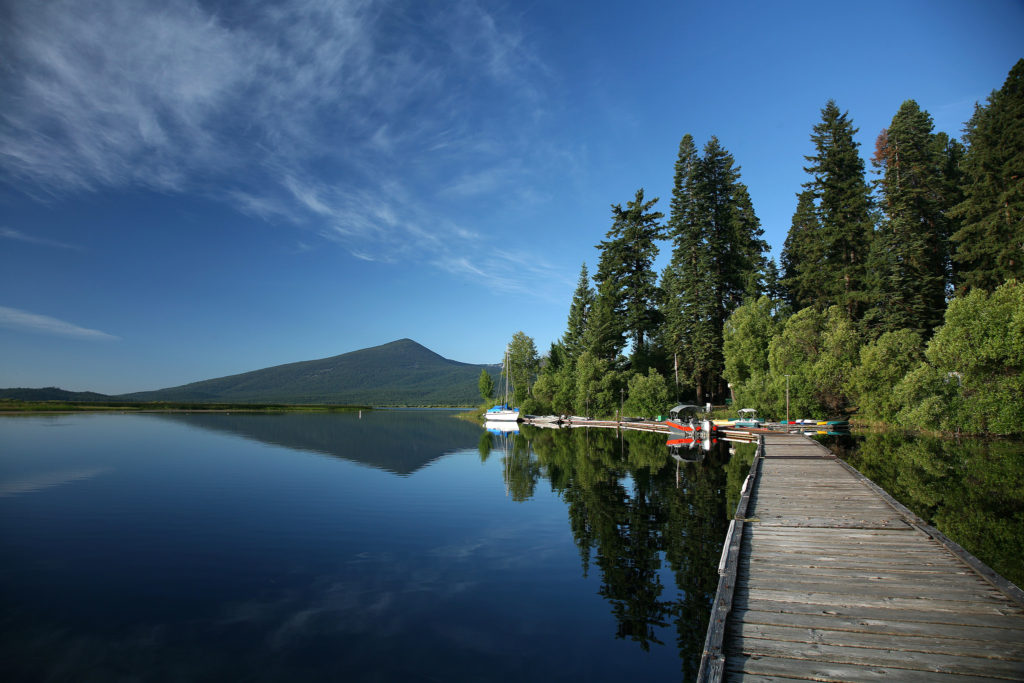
[506,331,539,406]
[478,368,495,403]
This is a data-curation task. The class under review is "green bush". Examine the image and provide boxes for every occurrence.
[851,329,924,420]
[622,369,670,419]
[895,280,1024,435]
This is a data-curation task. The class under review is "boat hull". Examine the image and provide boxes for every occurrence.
[666,420,698,436]
[484,409,520,422]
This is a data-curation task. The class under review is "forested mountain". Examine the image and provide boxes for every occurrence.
[0,387,113,402]
[1,339,500,406]
[117,339,500,405]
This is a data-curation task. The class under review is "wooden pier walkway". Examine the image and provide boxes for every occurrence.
[699,433,1024,682]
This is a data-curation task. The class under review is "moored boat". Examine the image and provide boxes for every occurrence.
[666,404,701,436]
[733,408,763,428]
[486,348,520,422]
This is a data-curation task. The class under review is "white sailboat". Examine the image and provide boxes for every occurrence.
[484,349,520,422]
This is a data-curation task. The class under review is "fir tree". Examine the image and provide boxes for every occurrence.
[870,100,954,336]
[951,58,1024,292]
[797,100,875,319]
[593,189,665,360]
[661,135,700,395]
[584,277,627,362]
[780,189,823,310]
[662,135,767,402]
[562,262,595,364]
[762,258,784,304]
[727,181,768,301]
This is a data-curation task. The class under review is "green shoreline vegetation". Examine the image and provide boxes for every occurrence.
[494,59,1023,438]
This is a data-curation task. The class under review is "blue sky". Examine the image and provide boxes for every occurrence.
[1,0,1021,394]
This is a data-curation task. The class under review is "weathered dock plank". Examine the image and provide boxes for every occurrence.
[697,433,1024,682]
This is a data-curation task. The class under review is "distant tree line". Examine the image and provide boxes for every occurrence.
[505,59,1023,435]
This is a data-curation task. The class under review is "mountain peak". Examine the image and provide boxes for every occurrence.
[115,338,496,405]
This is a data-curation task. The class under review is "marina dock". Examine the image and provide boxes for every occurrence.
[699,433,1024,682]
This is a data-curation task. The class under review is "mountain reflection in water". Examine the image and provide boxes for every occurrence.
[153,410,482,475]
[0,412,757,681]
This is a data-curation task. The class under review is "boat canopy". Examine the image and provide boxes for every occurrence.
[738,408,758,415]
[669,404,702,419]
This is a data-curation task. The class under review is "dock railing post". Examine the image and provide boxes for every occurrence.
[696,434,763,683]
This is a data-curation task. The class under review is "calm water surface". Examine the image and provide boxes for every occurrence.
[0,411,753,681]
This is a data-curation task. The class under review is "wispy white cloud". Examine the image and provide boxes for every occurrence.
[0,305,119,340]
[0,227,82,250]
[0,0,565,295]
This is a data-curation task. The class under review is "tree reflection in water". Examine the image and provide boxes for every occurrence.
[819,430,1024,587]
[487,425,757,680]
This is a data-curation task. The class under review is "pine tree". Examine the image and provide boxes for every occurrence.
[790,100,875,318]
[762,258,784,303]
[728,182,769,301]
[584,277,626,362]
[593,189,665,360]
[662,135,767,402]
[562,262,595,364]
[870,100,954,336]
[951,58,1024,291]
[661,135,700,395]
[780,189,823,310]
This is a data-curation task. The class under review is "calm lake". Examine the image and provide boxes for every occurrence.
[0,411,754,681]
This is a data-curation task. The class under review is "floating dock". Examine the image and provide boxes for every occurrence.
[699,433,1024,682]
[519,416,759,441]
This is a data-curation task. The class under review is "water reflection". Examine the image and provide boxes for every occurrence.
[484,424,756,680]
[152,411,482,475]
[816,430,1024,587]
[1,413,759,680]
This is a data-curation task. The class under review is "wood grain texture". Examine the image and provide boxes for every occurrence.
[708,433,1024,682]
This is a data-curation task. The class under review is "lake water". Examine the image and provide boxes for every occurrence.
[0,411,754,681]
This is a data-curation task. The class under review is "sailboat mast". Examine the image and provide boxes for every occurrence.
[504,348,510,408]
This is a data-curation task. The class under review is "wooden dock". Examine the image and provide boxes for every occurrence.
[519,416,759,442]
[699,433,1024,682]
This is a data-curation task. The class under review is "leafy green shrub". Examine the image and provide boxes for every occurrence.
[622,369,670,419]
[906,280,1024,434]
[851,329,924,420]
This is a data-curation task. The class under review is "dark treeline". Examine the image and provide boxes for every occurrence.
[505,59,1023,435]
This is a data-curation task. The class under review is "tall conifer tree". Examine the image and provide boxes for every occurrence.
[796,100,875,319]
[563,262,595,364]
[593,189,665,360]
[951,58,1024,291]
[780,189,823,310]
[584,278,627,362]
[870,100,955,336]
[662,135,767,402]
[661,135,700,394]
